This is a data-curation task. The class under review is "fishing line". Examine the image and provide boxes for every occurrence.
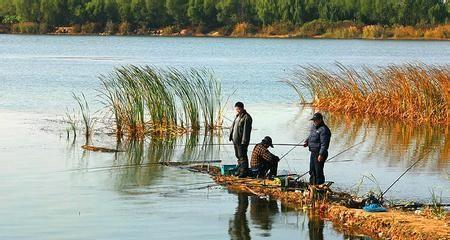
[295,139,366,179]
[380,148,433,198]
[278,140,307,172]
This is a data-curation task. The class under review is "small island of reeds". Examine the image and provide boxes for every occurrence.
[68,66,225,142]
[284,63,449,125]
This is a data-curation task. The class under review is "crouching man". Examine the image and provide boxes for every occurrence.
[250,136,280,179]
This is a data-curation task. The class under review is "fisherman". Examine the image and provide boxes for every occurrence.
[302,112,331,185]
[250,136,280,179]
[229,102,252,178]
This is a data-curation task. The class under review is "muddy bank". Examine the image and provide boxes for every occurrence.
[191,166,449,240]
[328,206,449,240]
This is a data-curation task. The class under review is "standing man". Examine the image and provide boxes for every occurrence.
[229,102,252,178]
[302,112,331,185]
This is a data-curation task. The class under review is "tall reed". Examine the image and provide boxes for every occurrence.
[284,63,449,125]
[99,65,223,138]
[73,93,95,140]
[64,111,77,139]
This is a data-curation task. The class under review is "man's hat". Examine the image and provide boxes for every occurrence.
[261,136,274,148]
[310,112,324,121]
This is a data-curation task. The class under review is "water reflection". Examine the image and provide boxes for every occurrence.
[307,212,324,240]
[292,106,449,171]
[326,113,449,170]
[230,192,283,239]
[107,133,222,191]
[229,193,251,240]
[249,195,279,236]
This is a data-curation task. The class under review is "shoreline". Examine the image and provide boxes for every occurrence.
[1,22,449,41]
[193,166,450,240]
[1,31,449,41]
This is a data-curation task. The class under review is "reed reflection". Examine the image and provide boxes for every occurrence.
[109,132,222,191]
[291,107,449,171]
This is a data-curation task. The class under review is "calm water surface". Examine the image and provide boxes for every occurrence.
[0,35,449,239]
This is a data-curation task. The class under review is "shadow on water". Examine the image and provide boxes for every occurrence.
[228,192,370,240]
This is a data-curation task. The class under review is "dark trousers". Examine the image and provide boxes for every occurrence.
[233,143,249,176]
[255,161,278,178]
[309,151,327,185]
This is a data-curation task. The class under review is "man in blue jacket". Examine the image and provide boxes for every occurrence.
[302,112,331,185]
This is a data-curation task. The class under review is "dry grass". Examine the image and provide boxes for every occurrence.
[392,25,421,38]
[231,22,256,37]
[284,63,450,125]
[362,25,386,39]
[424,24,450,39]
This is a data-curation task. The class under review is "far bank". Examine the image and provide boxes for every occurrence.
[1,20,449,40]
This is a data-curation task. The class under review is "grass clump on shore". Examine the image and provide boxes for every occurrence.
[284,63,449,125]
[99,65,223,138]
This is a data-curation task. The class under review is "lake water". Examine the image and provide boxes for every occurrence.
[0,35,449,239]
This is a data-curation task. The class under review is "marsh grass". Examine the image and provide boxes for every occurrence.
[350,174,382,198]
[64,110,77,139]
[284,63,450,125]
[99,65,223,138]
[428,188,445,219]
[73,93,96,141]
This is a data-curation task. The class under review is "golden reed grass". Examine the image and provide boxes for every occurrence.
[284,63,449,125]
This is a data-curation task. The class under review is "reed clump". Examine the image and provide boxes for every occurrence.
[362,25,386,39]
[231,22,257,37]
[284,63,450,125]
[424,24,450,39]
[99,65,223,138]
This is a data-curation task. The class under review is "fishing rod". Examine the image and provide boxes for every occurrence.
[380,148,433,199]
[278,140,307,172]
[169,143,305,147]
[295,139,366,179]
[60,159,222,173]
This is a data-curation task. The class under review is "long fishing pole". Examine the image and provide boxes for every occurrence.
[278,139,307,172]
[380,148,433,199]
[295,139,366,179]
[60,159,222,173]
[170,143,305,147]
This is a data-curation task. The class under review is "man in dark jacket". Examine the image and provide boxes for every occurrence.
[229,102,252,178]
[302,112,331,185]
[250,136,280,179]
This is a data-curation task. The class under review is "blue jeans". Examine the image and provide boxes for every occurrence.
[309,151,327,185]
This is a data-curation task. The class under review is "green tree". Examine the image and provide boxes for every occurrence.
[166,0,189,26]
[256,0,279,25]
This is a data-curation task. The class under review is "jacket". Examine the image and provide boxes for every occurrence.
[306,123,331,155]
[229,110,252,145]
[250,143,277,168]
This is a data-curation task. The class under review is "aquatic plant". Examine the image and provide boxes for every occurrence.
[284,63,450,125]
[99,65,223,138]
[73,92,95,140]
[428,188,445,219]
[350,174,382,198]
[64,110,77,139]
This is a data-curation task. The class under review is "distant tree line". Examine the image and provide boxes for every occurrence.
[0,0,448,30]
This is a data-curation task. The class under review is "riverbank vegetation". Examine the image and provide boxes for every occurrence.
[0,0,449,39]
[98,66,223,138]
[284,63,450,126]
